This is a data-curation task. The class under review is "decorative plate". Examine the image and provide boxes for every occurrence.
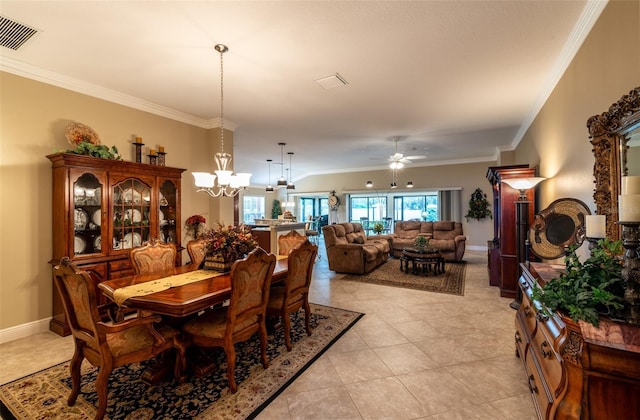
[124,209,142,223]
[122,232,142,249]
[65,121,101,146]
[121,188,142,205]
[74,209,88,230]
[159,192,169,206]
[74,236,86,254]
[92,209,101,226]
[529,198,590,260]
[94,235,101,251]
[159,209,166,225]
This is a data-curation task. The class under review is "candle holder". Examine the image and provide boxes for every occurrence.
[148,154,157,165]
[133,142,145,163]
[619,221,640,325]
[586,237,602,251]
[157,151,166,166]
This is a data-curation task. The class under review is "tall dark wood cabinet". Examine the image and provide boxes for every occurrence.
[486,165,536,299]
[48,153,185,336]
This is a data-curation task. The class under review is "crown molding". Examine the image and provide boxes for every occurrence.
[0,56,228,129]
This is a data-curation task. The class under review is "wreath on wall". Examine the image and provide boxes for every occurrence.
[465,187,492,221]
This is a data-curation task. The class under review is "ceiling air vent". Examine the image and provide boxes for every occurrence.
[315,73,349,90]
[0,16,38,50]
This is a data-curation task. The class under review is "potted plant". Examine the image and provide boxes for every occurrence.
[531,238,625,327]
[201,223,258,272]
[414,235,429,249]
[372,222,384,235]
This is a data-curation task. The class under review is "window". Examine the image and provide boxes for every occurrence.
[394,193,438,221]
[349,196,387,222]
[242,196,265,224]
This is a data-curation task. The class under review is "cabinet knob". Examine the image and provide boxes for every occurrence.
[540,341,552,358]
[524,306,533,317]
[515,331,522,343]
[535,312,549,322]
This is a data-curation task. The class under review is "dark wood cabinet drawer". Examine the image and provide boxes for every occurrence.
[525,348,554,420]
[109,259,132,272]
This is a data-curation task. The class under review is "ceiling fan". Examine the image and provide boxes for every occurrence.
[384,137,427,169]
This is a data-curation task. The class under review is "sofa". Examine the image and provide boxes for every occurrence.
[390,221,466,262]
[322,222,392,274]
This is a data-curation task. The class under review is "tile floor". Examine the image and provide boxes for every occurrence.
[0,242,536,419]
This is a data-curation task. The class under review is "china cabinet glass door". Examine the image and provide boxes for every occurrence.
[112,178,152,250]
[72,172,104,256]
[159,179,178,244]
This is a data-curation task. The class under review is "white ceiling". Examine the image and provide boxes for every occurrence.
[0,1,605,187]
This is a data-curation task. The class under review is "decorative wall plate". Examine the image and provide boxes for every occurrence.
[529,198,591,259]
[74,209,88,230]
[74,236,86,254]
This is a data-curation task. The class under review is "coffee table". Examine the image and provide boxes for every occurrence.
[400,247,445,275]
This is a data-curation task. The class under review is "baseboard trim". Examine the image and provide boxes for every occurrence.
[0,318,52,345]
[467,245,488,251]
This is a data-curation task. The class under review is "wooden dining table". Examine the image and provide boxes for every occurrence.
[98,258,289,383]
[99,258,288,318]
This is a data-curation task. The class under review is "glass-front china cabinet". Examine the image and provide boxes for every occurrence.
[48,153,185,336]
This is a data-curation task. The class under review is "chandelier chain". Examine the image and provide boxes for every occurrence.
[219,45,225,154]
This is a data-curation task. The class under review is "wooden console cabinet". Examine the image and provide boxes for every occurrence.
[516,262,640,419]
[487,165,536,298]
[48,153,185,336]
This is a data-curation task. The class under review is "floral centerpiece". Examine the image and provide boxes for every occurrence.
[201,223,258,272]
[185,214,207,239]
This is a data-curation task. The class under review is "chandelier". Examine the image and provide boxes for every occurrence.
[193,44,251,197]
[277,142,287,186]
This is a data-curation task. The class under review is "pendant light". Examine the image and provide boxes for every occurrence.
[192,44,251,197]
[287,152,295,190]
[277,142,287,186]
[265,159,274,192]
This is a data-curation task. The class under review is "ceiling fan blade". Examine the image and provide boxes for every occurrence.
[405,155,427,160]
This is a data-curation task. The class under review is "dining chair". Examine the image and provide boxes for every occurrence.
[180,247,277,393]
[53,257,184,420]
[267,240,318,351]
[186,238,207,268]
[304,217,319,245]
[278,229,307,256]
[130,238,177,275]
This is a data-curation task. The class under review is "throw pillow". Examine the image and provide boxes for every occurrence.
[353,236,365,244]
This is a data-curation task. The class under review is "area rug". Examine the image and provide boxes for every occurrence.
[339,257,466,296]
[0,304,363,420]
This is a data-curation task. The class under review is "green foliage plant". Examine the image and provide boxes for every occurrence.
[414,235,429,248]
[465,187,492,221]
[531,239,625,327]
[66,141,122,160]
[271,199,283,219]
[372,222,384,234]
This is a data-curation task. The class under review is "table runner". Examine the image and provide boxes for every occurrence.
[112,256,287,306]
[113,270,222,306]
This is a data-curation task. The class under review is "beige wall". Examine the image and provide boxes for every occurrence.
[515,0,640,210]
[0,72,218,330]
[1,0,638,333]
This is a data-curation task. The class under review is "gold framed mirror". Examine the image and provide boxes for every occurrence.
[587,87,640,241]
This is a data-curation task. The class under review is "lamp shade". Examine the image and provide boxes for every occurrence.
[193,172,216,188]
[501,177,546,191]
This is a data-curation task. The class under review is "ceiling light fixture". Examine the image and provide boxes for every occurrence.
[406,181,414,188]
[193,44,251,197]
[277,142,287,186]
[287,152,295,190]
[366,180,373,188]
[265,159,274,192]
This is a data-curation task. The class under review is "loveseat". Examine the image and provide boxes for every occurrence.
[322,222,392,274]
[391,221,466,261]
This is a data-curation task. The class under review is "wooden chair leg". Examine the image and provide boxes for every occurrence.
[67,348,83,406]
[260,322,270,368]
[304,300,312,336]
[225,346,237,393]
[172,338,186,383]
[283,313,292,351]
[95,365,112,420]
